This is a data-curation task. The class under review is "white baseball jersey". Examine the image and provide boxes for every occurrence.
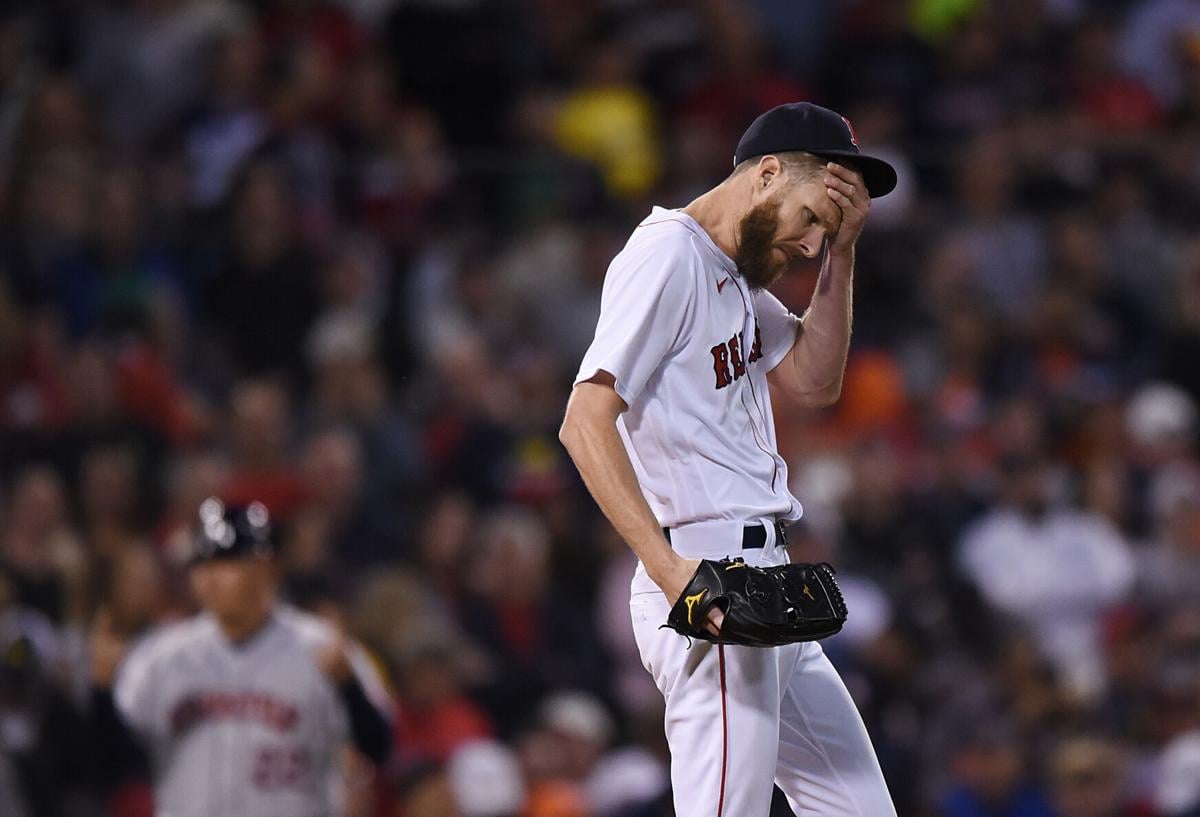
[575,206,804,528]
[576,206,896,816]
[115,605,390,817]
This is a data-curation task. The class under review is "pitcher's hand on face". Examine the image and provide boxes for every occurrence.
[655,556,724,637]
[824,162,869,255]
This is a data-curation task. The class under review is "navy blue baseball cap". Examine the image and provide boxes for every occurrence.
[192,497,275,563]
[734,102,898,198]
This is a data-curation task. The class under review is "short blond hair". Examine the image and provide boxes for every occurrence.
[731,150,826,185]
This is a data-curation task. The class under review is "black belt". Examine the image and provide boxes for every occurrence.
[663,520,788,549]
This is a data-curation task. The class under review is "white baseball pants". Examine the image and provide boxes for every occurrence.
[630,518,897,817]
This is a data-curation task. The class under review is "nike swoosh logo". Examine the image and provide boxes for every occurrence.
[716,276,730,293]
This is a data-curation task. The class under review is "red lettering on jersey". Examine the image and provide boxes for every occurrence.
[711,343,732,389]
[253,746,311,790]
[170,692,300,735]
[748,321,763,364]
[729,333,746,380]
[712,320,767,390]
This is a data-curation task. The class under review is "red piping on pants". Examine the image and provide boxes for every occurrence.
[717,643,728,817]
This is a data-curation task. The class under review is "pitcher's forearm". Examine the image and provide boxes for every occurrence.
[791,247,853,402]
[560,410,676,580]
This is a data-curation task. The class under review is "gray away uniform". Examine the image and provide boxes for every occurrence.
[114,605,389,817]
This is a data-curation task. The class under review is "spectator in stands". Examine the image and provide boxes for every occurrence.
[958,453,1135,699]
[1049,737,1146,817]
[940,713,1054,817]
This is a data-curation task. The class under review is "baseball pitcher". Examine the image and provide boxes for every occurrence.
[561,102,899,816]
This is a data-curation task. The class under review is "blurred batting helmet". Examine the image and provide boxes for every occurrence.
[192,497,275,564]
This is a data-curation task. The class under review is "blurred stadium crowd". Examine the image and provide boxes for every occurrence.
[1,0,1200,815]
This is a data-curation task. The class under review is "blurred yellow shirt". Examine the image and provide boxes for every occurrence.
[910,0,982,42]
[554,85,661,199]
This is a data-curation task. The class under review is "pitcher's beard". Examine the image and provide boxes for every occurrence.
[735,198,786,290]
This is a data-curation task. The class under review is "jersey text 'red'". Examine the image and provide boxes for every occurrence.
[575,207,804,528]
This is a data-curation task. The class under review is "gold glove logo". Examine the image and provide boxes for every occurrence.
[684,588,708,625]
[802,584,815,601]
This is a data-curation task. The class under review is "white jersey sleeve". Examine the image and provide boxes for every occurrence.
[575,232,701,406]
[750,289,801,373]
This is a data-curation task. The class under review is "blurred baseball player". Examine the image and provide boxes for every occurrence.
[560,102,899,815]
[89,498,392,817]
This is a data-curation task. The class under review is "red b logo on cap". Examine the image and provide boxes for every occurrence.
[841,116,859,148]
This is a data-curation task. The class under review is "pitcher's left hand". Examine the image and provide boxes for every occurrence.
[824,162,869,255]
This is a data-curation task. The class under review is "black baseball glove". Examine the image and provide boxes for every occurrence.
[663,557,847,647]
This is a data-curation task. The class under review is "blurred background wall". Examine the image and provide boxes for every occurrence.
[0,0,1199,815]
